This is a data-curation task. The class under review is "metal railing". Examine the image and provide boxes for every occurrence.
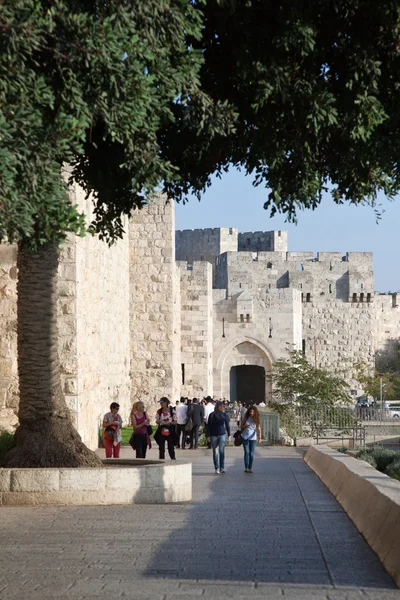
[276,405,366,448]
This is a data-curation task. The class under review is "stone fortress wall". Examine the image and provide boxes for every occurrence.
[177,225,398,398]
[238,230,288,253]
[176,227,238,285]
[128,195,181,421]
[0,191,399,445]
[211,287,303,399]
[0,186,131,448]
[178,261,213,398]
[59,183,131,448]
[374,293,400,369]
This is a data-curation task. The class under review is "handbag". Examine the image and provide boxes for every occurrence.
[105,426,116,438]
[144,413,153,436]
[233,430,242,447]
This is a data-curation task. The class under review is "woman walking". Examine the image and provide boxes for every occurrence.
[241,406,262,473]
[130,401,151,458]
[207,401,231,474]
[155,397,177,460]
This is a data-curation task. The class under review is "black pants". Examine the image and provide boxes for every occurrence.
[159,434,176,459]
[176,424,186,448]
[190,425,200,449]
[134,433,147,459]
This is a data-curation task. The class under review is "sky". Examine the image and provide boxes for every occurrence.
[175,169,400,293]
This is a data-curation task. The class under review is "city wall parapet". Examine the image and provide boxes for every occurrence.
[305,445,400,587]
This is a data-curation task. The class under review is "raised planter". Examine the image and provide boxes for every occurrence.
[0,459,191,506]
[304,445,400,587]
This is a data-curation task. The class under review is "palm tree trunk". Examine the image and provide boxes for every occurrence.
[4,242,102,467]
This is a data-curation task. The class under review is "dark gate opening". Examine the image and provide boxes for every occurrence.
[230,365,265,404]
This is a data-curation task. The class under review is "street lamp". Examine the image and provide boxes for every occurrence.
[378,373,385,421]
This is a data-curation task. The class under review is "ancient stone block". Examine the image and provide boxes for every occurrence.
[11,469,60,492]
[59,469,107,491]
[0,361,13,377]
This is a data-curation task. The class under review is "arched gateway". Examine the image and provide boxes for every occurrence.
[215,338,274,404]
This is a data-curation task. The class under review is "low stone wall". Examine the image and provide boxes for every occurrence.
[0,460,191,506]
[304,445,400,587]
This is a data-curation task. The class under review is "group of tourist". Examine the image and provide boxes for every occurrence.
[102,395,262,473]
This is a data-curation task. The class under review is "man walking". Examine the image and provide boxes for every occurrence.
[176,398,188,449]
[203,396,214,449]
[188,397,203,449]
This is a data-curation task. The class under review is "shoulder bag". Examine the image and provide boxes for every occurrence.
[233,430,242,447]
[144,412,153,436]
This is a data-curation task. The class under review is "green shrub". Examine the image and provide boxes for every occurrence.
[119,426,156,446]
[337,446,348,454]
[198,432,208,447]
[121,426,133,445]
[357,451,378,468]
[372,448,399,472]
[359,447,378,455]
[0,431,15,466]
[385,459,400,481]
[357,447,400,472]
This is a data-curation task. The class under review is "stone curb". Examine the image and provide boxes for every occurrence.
[0,459,192,506]
[304,445,400,587]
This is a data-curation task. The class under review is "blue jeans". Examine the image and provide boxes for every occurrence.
[243,439,257,469]
[211,434,227,470]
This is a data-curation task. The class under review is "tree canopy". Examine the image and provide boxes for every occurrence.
[0,0,234,249]
[355,362,400,401]
[165,0,400,219]
[268,350,350,408]
[1,0,400,249]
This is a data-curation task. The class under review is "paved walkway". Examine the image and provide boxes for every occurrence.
[0,446,398,599]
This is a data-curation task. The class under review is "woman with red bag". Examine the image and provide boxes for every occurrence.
[102,402,122,458]
[154,397,177,460]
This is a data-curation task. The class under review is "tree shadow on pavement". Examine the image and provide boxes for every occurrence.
[144,449,396,589]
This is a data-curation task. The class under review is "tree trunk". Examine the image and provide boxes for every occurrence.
[4,242,102,467]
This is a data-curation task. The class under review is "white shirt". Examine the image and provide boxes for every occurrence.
[176,404,188,425]
[204,403,214,423]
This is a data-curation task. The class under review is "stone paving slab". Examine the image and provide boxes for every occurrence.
[0,446,398,600]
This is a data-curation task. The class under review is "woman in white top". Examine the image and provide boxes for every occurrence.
[241,406,262,473]
[102,402,123,458]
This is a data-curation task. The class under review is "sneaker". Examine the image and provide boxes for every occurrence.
[244,469,249,473]
[215,469,220,474]
[220,469,225,474]
[248,469,253,473]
